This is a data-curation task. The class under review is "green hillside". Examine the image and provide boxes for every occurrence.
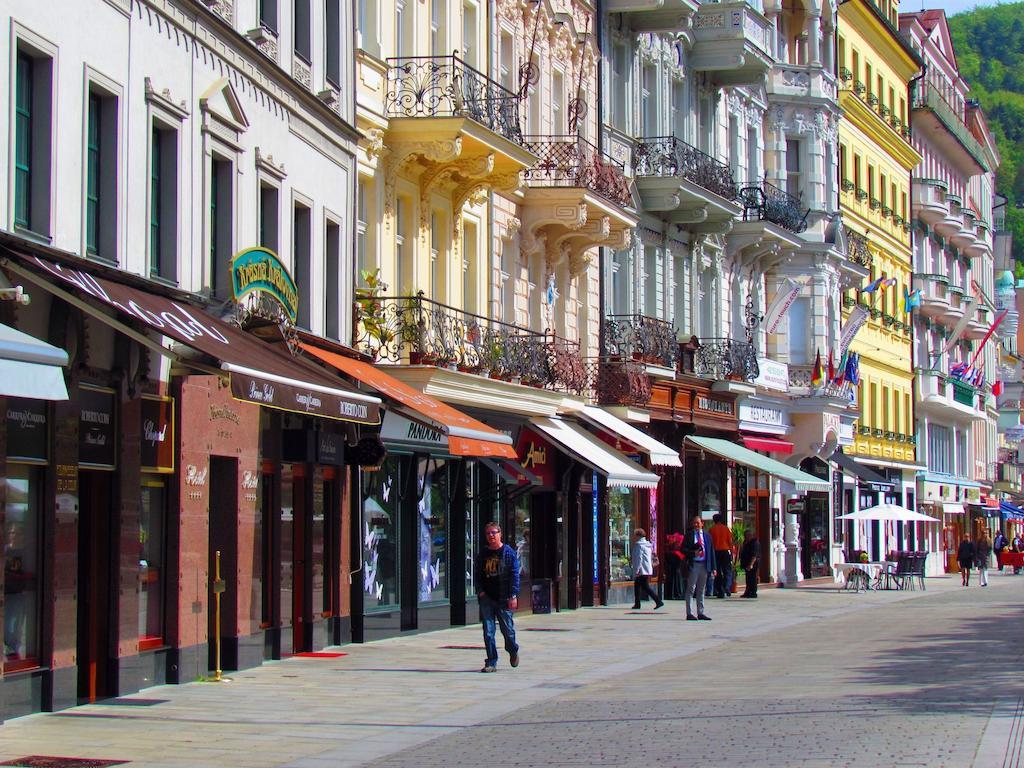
[948,1,1024,267]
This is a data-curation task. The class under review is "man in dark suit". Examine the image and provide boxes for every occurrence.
[683,515,717,620]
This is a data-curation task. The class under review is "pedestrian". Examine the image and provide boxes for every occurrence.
[994,529,1008,571]
[474,522,520,673]
[1013,533,1023,575]
[976,532,993,587]
[664,532,685,599]
[710,513,734,598]
[630,529,664,610]
[739,528,760,598]
[956,533,976,587]
[683,515,717,621]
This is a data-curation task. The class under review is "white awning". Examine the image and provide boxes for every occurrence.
[0,322,68,400]
[943,502,966,515]
[529,417,661,490]
[577,405,681,467]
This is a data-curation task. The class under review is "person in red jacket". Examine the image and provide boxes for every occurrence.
[709,514,734,598]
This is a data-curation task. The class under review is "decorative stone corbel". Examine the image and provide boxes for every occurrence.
[383,137,462,217]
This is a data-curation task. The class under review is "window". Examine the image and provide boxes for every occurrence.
[608,486,637,583]
[788,297,810,364]
[395,195,411,293]
[4,465,41,672]
[419,457,450,603]
[641,65,656,137]
[553,70,565,134]
[14,48,53,236]
[150,125,178,282]
[362,456,401,612]
[462,219,478,314]
[955,432,968,476]
[430,211,444,300]
[698,95,711,153]
[357,178,369,278]
[882,386,890,430]
[259,0,278,32]
[870,382,878,427]
[358,0,379,56]
[644,246,659,318]
[729,117,741,179]
[840,144,848,183]
[746,128,758,182]
[611,248,631,315]
[462,1,477,69]
[852,50,860,82]
[325,218,341,339]
[880,173,887,208]
[894,392,901,436]
[430,0,446,57]
[139,482,166,650]
[294,0,311,62]
[325,0,341,86]
[928,424,952,474]
[259,183,280,252]
[854,154,861,190]
[786,139,802,200]
[867,164,875,202]
[498,31,514,91]
[209,156,233,299]
[671,81,686,140]
[85,90,119,261]
[612,43,628,131]
[293,201,312,329]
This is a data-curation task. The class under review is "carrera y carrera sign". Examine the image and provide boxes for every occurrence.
[231,247,299,323]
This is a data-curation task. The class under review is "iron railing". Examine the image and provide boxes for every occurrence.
[845,227,871,267]
[353,294,588,393]
[589,358,653,407]
[789,364,851,399]
[522,135,633,208]
[689,338,759,381]
[603,314,678,369]
[386,54,524,145]
[912,80,990,172]
[632,136,738,201]
[739,180,809,233]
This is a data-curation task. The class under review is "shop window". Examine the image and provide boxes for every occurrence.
[362,456,400,611]
[608,486,637,583]
[418,457,449,604]
[139,482,167,650]
[5,465,41,672]
[512,495,531,582]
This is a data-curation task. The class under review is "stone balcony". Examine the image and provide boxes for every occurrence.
[912,178,949,226]
[605,0,699,32]
[911,81,991,175]
[767,63,838,102]
[914,273,950,321]
[934,194,965,239]
[691,0,774,86]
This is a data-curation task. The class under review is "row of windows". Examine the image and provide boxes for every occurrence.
[839,144,909,220]
[359,0,480,69]
[259,0,343,86]
[860,382,913,436]
[837,36,909,127]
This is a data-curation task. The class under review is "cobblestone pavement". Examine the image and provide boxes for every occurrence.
[1,574,1021,768]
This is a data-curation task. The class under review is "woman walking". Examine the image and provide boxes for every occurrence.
[976,532,993,587]
[957,534,976,587]
[630,529,664,610]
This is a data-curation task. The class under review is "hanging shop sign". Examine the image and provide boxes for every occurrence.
[734,465,748,512]
[752,358,789,392]
[79,385,117,468]
[516,428,558,489]
[231,247,299,323]
[6,397,48,463]
[140,396,174,473]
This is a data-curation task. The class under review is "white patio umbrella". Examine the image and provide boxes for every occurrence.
[837,504,939,523]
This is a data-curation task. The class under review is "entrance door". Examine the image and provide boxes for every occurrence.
[282,465,310,654]
[756,497,771,584]
[208,457,238,672]
[801,496,830,579]
[77,470,114,703]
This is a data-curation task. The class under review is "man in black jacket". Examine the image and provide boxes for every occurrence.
[739,529,760,598]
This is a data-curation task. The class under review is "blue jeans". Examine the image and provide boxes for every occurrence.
[479,595,518,667]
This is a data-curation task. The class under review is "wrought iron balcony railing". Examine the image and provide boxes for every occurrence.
[789,364,850,399]
[739,180,809,233]
[688,338,759,382]
[912,80,990,172]
[603,314,678,369]
[353,293,587,393]
[632,136,738,201]
[386,54,524,146]
[522,135,633,208]
[845,227,871,267]
[590,357,653,408]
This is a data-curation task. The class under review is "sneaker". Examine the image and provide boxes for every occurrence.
[686,614,698,621]
[698,614,712,621]
[480,665,496,673]
[509,651,520,668]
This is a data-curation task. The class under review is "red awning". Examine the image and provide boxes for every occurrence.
[300,343,517,460]
[741,435,794,455]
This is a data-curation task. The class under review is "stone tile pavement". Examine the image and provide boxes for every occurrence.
[1,572,1021,768]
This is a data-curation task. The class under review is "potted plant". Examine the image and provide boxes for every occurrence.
[355,269,394,357]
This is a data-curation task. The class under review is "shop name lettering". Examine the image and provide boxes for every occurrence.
[81,409,110,425]
[185,464,208,486]
[242,471,258,490]
[296,391,323,411]
[697,396,732,415]
[143,419,167,447]
[234,260,298,315]
[248,380,276,403]
[33,257,230,346]
[340,402,369,419]
[209,405,240,424]
[406,422,443,443]
[523,442,547,468]
[7,408,44,429]
[744,405,783,424]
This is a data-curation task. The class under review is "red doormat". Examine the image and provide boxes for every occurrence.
[1,758,128,768]
[294,651,347,658]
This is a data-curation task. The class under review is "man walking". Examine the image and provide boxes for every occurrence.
[475,522,520,673]
[994,529,1008,571]
[710,513,734,598]
[739,528,760,598]
[683,515,717,621]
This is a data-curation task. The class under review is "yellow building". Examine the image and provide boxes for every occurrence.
[837,0,922,536]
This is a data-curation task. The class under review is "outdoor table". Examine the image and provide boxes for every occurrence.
[834,562,885,592]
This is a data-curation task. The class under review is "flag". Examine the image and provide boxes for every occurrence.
[828,349,835,382]
[883,277,898,287]
[940,298,977,356]
[904,288,921,312]
[839,306,870,354]
[811,349,823,387]
[968,309,1009,367]
[846,352,860,386]
[862,277,885,293]
[833,350,849,385]
[950,361,968,378]
[763,278,804,333]
[993,380,1005,397]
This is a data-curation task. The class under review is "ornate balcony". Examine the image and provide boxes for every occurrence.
[844,227,872,268]
[739,181,809,233]
[767,64,838,102]
[353,294,588,394]
[605,0,699,32]
[591,358,654,408]
[917,368,984,419]
[691,1,774,86]
[688,338,759,382]
[519,135,636,281]
[911,81,991,175]
[633,136,740,231]
[788,365,850,399]
[603,314,678,371]
[912,178,948,225]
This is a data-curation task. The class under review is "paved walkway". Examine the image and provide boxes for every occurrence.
[2,573,1022,767]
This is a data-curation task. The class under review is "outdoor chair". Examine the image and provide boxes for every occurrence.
[912,551,927,590]
[888,553,915,590]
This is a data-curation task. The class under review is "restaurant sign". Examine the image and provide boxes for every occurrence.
[231,247,299,323]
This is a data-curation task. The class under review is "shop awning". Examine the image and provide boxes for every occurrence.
[1000,501,1024,519]
[742,435,794,455]
[577,405,681,467]
[529,417,661,489]
[685,435,830,491]
[829,450,895,491]
[300,343,516,459]
[2,251,381,424]
[0,322,68,400]
[944,502,966,515]
[480,457,541,489]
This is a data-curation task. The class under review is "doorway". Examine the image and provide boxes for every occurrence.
[77,469,115,703]
[281,464,310,655]
[208,457,238,672]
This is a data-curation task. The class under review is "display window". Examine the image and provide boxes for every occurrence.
[4,465,41,672]
[512,494,531,582]
[608,486,637,583]
[362,456,401,611]
[418,457,449,604]
[139,481,167,650]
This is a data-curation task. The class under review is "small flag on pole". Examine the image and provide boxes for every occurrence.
[862,277,885,293]
[811,349,823,387]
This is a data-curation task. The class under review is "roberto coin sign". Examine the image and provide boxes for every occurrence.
[230,247,299,324]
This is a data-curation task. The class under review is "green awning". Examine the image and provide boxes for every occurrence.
[685,435,830,491]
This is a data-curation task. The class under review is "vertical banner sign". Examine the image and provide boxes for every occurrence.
[734,465,748,512]
[832,470,843,519]
[763,278,803,333]
[593,470,599,585]
[839,305,870,355]
[649,488,658,554]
